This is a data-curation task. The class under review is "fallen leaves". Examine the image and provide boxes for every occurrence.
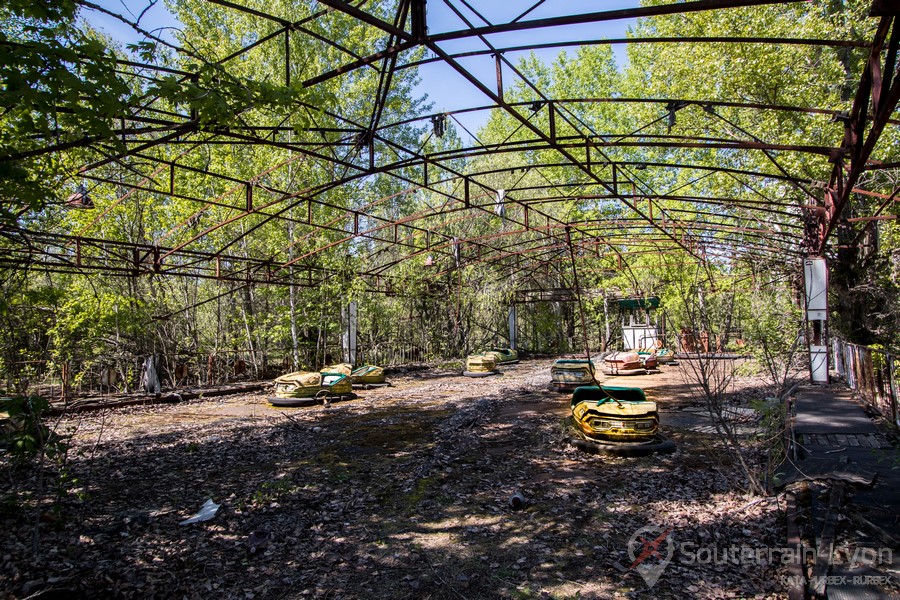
[1,361,796,599]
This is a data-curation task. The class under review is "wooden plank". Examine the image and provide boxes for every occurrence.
[826,582,885,600]
[847,434,860,447]
[785,491,806,600]
[47,382,267,415]
[811,481,845,596]
[793,387,878,434]
[849,511,900,549]
[776,468,877,488]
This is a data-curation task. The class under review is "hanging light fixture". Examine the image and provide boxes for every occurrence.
[665,100,688,131]
[431,113,446,137]
[496,189,506,218]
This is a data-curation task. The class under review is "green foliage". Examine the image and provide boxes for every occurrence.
[743,280,805,396]
[47,280,150,363]
[0,272,60,393]
[1,0,897,392]
[1,395,58,458]
[829,208,900,349]
[250,479,294,506]
[0,1,128,218]
[0,0,328,224]
[147,65,318,131]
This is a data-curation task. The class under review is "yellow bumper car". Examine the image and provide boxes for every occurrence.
[269,371,356,406]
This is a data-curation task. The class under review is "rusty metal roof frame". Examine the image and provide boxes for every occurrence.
[6,0,900,292]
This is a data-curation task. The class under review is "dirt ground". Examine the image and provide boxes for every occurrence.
[1,359,790,599]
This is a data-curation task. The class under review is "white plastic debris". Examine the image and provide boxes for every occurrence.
[179,499,220,526]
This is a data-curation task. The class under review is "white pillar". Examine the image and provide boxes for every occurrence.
[508,305,517,350]
[341,301,358,365]
[804,257,829,383]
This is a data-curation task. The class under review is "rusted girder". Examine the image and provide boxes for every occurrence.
[314,35,868,88]
[15,0,875,285]
[0,227,423,294]
[817,13,900,255]
[358,213,801,279]
[428,0,806,43]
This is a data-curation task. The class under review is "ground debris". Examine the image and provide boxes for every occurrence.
[0,360,807,599]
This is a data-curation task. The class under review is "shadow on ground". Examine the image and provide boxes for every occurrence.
[1,362,791,599]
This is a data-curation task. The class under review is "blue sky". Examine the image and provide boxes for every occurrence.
[418,1,637,135]
[83,1,639,136]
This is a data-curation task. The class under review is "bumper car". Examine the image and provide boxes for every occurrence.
[571,385,658,441]
[570,385,675,456]
[655,348,675,364]
[350,365,389,389]
[602,351,658,375]
[549,358,598,392]
[322,363,353,375]
[463,353,499,377]
[269,371,356,406]
[636,352,659,369]
[486,347,519,365]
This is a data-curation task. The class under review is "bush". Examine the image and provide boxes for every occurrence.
[0,395,59,458]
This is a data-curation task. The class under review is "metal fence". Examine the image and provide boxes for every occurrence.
[832,338,899,429]
[16,350,271,400]
[355,343,433,367]
[13,341,444,401]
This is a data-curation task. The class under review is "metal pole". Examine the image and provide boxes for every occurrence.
[564,226,603,389]
[603,292,611,352]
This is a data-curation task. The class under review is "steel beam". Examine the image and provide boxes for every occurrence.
[819,16,900,254]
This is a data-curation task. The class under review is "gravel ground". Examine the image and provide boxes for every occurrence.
[1,359,792,599]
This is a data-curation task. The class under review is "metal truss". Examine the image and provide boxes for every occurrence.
[4,0,899,291]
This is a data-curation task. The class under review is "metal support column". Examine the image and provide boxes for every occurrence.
[342,301,358,365]
[804,257,829,383]
[509,304,517,350]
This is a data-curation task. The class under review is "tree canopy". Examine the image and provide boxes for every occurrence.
[1,0,899,394]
